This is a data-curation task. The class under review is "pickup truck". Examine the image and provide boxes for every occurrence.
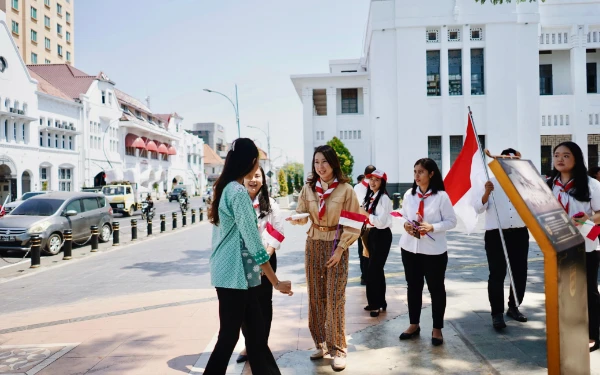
[102,183,140,216]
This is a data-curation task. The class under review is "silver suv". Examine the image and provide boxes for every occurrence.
[0,192,113,255]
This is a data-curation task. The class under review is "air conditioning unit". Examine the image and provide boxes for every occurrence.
[17,110,24,115]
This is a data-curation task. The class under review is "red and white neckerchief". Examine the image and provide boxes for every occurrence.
[554,178,574,213]
[252,196,260,209]
[365,194,377,226]
[315,178,339,220]
[417,190,432,221]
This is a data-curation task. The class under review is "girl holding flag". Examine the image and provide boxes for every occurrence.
[398,158,457,346]
[288,145,361,371]
[548,141,600,353]
[236,166,286,363]
[358,170,393,317]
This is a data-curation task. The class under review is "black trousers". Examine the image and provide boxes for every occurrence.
[204,286,280,375]
[401,249,448,329]
[484,227,529,315]
[587,251,600,341]
[242,252,277,341]
[358,238,369,281]
[366,228,392,308]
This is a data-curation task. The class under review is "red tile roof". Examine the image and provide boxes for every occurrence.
[115,89,151,114]
[155,114,171,128]
[204,144,224,165]
[28,69,73,102]
[27,64,96,100]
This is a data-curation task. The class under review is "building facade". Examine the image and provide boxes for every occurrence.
[2,0,74,65]
[189,122,228,159]
[292,0,600,193]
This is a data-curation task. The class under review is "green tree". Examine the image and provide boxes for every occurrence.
[476,0,543,3]
[294,173,303,192]
[277,169,288,196]
[326,137,354,180]
[287,173,294,194]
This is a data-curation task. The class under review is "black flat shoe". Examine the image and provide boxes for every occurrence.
[236,354,248,363]
[492,313,507,330]
[399,327,420,340]
[364,305,377,311]
[382,301,387,312]
[590,340,599,353]
[506,307,527,322]
[370,310,380,317]
[431,331,444,346]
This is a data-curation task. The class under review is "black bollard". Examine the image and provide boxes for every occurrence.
[200,208,204,222]
[392,193,401,210]
[30,234,41,268]
[112,222,120,246]
[63,229,73,260]
[90,225,99,252]
[191,209,196,224]
[131,219,137,241]
[147,219,153,236]
[172,212,177,230]
[182,211,187,227]
[160,214,166,233]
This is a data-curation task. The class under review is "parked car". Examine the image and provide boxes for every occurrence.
[0,192,113,255]
[169,187,186,202]
[2,191,50,215]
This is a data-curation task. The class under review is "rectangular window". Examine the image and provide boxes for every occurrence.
[31,52,37,64]
[31,29,37,42]
[12,0,18,10]
[57,44,63,56]
[44,16,50,29]
[426,50,441,96]
[45,37,50,50]
[69,136,72,150]
[448,50,462,96]
[11,21,19,35]
[587,63,598,94]
[428,136,442,172]
[541,145,552,177]
[31,6,37,19]
[44,0,50,7]
[54,134,58,148]
[358,130,361,139]
[47,133,51,147]
[45,59,51,64]
[57,23,62,35]
[471,49,485,95]
[66,51,71,61]
[57,3,62,15]
[101,91,106,104]
[62,135,65,148]
[589,145,599,169]
[66,12,70,23]
[59,169,73,192]
[40,132,43,146]
[66,31,70,42]
[450,135,463,166]
[126,146,136,156]
[41,168,47,180]
[341,89,358,114]
[540,65,553,95]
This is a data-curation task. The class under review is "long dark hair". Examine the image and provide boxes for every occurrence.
[210,138,259,225]
[411,158,445,195]
[306,145,349,190]
[363,179,388,215]
[255,166,272,219]
[546,141,590,202]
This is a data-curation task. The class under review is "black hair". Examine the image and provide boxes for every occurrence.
[363,179,388,215]
[546,141,590,202]
[411,158,445,195]
[357,174,365,183]
[210,138,259,225]
[255,166,272,219]
[590,166,600,179]
[501,148,519,156]
[307,145,350,190]
[364,165,376,175]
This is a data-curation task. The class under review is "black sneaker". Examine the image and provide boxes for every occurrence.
[492,313,506,330]
[506,307,527,322]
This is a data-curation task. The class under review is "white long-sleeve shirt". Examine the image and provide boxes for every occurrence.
[551,177,600,253]
[354,179,369,205]
[366,193,393,230]
[254,197,285,250]
[473,177,525,230]
[398,189,457,255]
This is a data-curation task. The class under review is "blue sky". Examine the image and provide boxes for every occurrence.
[75,0,370,167]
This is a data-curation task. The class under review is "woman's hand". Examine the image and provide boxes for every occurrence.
[359,206,369,217]
[326,247,345,268]
[267,246,276,257]
[404,222,416,237]
[572,213,589,226]
[419,222,434,233]
[274,280,293,296]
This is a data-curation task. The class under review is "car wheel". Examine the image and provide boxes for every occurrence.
[99,223,112,243]
[44,233,62,255]
[126,205,135,217]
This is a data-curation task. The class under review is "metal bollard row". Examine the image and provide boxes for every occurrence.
[172,212,177,230]
[63,229,73,260]
[160,214,166,233]
[191,209,196,224]
[147,219,153,236]
[90,225,99,252]
[30,234,41,268]
[182,211,187,227]
[131,219,138,241]
[112,222,120,246]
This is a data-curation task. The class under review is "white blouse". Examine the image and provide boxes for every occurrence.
[398,189,457,255]
[551,177,600,253]
[364,193,393,230]
[254,197,285,250]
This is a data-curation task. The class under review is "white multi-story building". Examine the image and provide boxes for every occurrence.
[292,0,600,192]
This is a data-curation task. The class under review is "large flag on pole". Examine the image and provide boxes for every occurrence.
[443,114,487,234]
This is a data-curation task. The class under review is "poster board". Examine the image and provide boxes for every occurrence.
[488,158,590,375]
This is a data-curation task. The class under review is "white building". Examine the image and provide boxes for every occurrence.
[292,0,600,193]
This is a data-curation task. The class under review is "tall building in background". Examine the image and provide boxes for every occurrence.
[1,0,74,65]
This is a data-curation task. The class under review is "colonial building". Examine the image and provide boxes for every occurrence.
[291,0,600,192]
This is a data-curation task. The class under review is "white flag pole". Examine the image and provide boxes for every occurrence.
[468,107,520,307]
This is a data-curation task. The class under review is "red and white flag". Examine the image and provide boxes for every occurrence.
[264,222,285,248]
[339,210,367,229]
[443,113,487,234]
[577,221,600,241]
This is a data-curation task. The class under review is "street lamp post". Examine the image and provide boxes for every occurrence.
[203,85,240,138]
[247,123,272,193]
